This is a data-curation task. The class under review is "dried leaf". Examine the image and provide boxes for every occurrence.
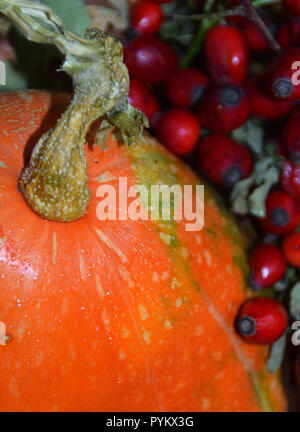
[231,118,265,157]
[248,167,279,218]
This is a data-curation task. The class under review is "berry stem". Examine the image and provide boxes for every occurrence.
[241,0,281,52]
[174,0,281,22]
[180,0,216,68]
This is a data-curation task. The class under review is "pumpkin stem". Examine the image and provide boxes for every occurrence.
[0,0,148,222]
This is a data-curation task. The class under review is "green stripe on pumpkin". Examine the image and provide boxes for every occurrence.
[126,134,276,412]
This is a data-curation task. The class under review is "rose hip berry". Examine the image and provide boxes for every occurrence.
[198,133,253,187]
[277,17,300,48]
[155,109,200,155]
[283,106,300,160]
[128,77,159,121]
[197,84,250,132]
[261,190,300,236]
[282,232,300,266]
[226,0,246,26]
[130,1,163,35]
[242,20,271,53]
[166,68,209,107]
[124,36,178,84]
[249,244,286,290]
[236,297,288,345]
[284,0,300,17]
[266,47,300,101]
[246,76,293,119]
[204,24,249,84]
[281,160,300,200]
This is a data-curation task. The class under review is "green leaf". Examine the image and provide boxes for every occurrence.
[160,0,194,48]
[274,266,297,292]
[0,60,27,92]
[231,118,265,157]
[267,333,286,374]
[290,282,300,320]
[42,0,91,37]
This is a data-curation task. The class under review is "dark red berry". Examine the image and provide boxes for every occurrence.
[281,160,300,201]
[197,84,250,132]
[242,20,271,53]
[236,297,288,345]
[266,47,300,101]
[246,76,293,119]
[198,133,253,187]
[274,136,288,158]
[130,1,163,35]
[282,232,300,266]
[204,24,249,84]
[284,0,300,17]
[166,68,209,107]
[260,190,300,235]
[124,36,178,84]
[277,17,300,48]
[128,77,159,121]
[226,0,246,26]
[249,244,286,290]
[283,106,300,159]
[152,0,173,3]
[155,109,200,155]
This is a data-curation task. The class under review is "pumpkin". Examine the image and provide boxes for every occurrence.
[0,89,286,412]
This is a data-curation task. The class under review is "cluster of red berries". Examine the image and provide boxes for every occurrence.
[126,0,300,383]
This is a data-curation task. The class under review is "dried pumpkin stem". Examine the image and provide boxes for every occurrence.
[0,0,148,222]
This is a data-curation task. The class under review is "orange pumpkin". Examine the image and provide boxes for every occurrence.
[0,90,286,412]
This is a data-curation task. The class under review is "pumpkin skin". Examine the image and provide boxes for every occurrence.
[0,90,286,412]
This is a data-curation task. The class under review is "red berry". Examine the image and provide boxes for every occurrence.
[124,36,178,84]
[155,109,200,155]
[277,17,300,48]
[284,0,300,17]
[246,76,293,119]
[242,20,271,53]
[249,244,286,290]
[204,24,249,85]
[197,84,250,132]
[226,0,246,26]
[281,160,300,200]
[283,106,300,159]
[283,232,300,266]
[266,47,300,101]
[274,136,288,158]
[198,133,253,187]
[130,1,163,35]
[128,77,159,121]
[166,68,209,107]
[152,0,173,3]
[261,190,300,236]
[236,297,288,345]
